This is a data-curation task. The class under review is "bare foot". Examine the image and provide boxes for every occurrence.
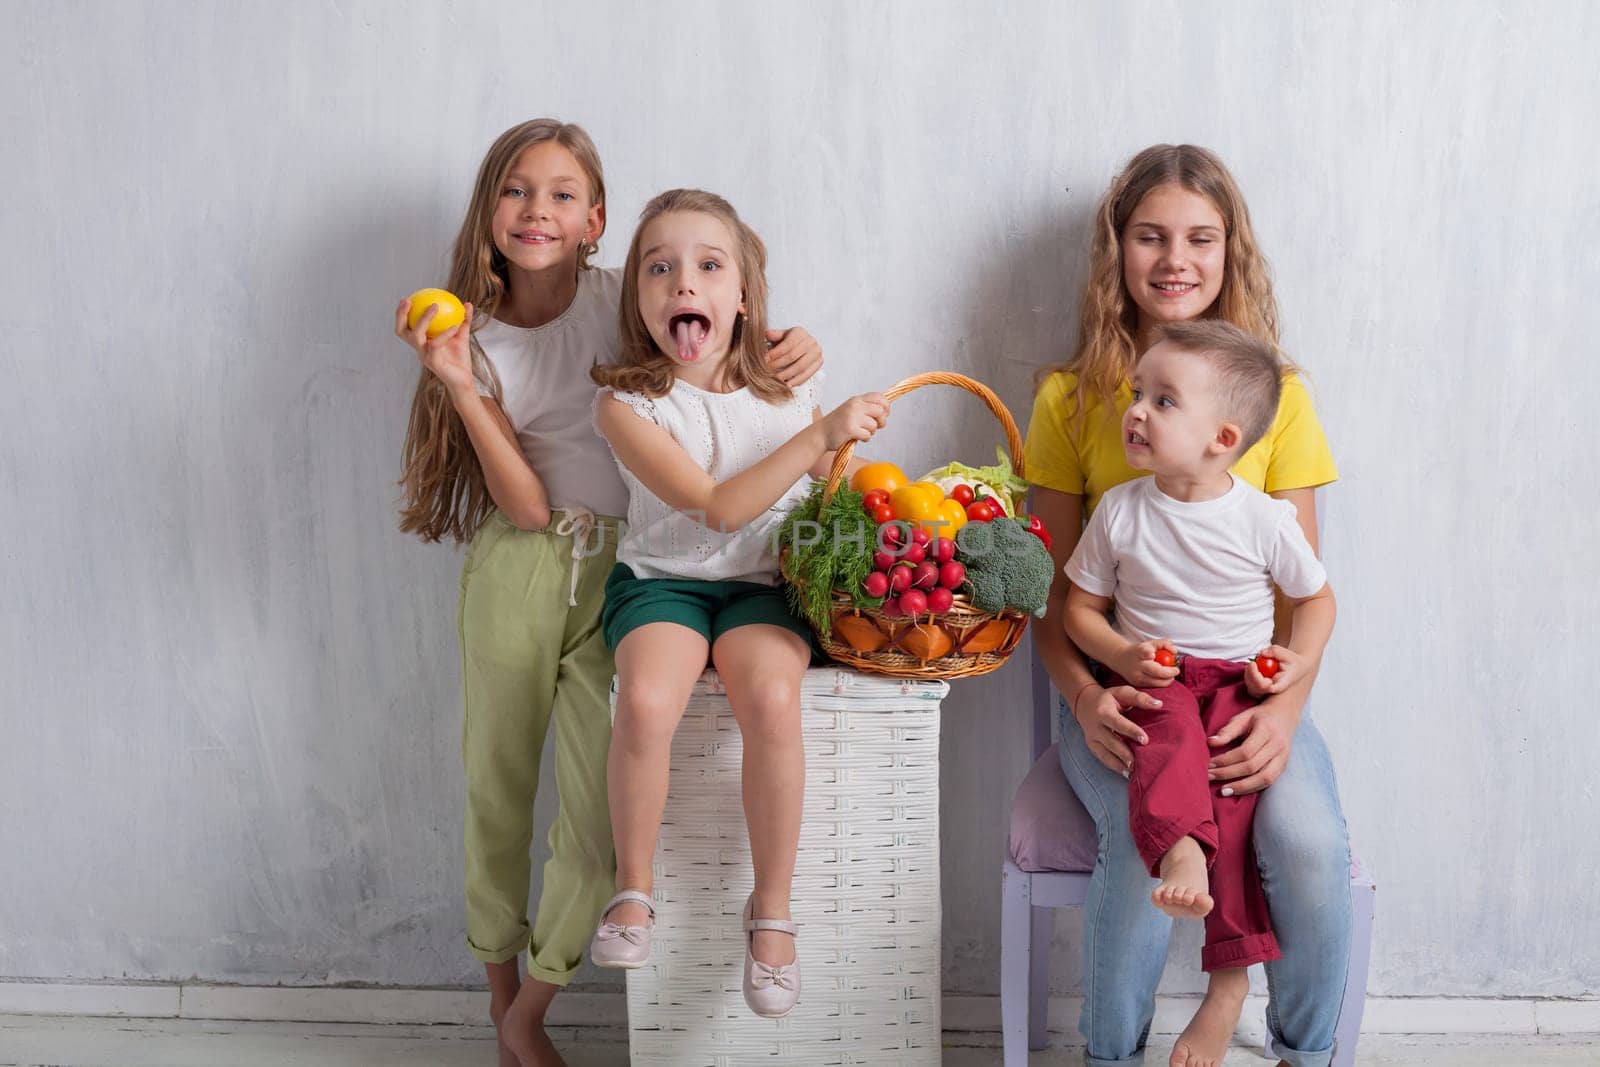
[500,977,566,1067]
[489,997,519,1067]
[1168,968,1248,1067]
[486,958,521,1067]
[1153,836,1214,919]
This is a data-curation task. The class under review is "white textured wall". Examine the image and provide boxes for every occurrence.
[3,0,1596,999]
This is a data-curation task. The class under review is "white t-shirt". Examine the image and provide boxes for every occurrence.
[597,374,824,585]
[473,267,630,519]
[1065,475,1326,661]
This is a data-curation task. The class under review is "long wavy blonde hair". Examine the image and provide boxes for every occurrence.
[1040,145,1287,421]
[397,119,606,543]
[592,189,791,403]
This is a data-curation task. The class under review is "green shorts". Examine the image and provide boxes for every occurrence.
[601,564,817,653]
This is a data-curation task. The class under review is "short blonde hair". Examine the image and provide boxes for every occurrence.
[1151,320,1282,455]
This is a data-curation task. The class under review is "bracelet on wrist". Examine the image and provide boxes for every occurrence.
[1071,679,1098,716]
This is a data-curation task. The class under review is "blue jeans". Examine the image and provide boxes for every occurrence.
[1057,695,1353,1067]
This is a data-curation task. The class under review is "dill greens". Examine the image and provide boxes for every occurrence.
[778,481,883,636]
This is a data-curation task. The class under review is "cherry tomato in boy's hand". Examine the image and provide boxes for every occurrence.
[862,489,889,512]
[1154,648,1177,668]
[1255,654,1280,678]
[951,484,976,507]
[966,500,997,523]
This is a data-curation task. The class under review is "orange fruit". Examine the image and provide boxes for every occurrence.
[406,288,466,338]
[850,461,909,497]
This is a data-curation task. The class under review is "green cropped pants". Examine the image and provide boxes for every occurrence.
[457,510,619,985]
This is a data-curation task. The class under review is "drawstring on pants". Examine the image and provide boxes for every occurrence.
[552,507,602,607]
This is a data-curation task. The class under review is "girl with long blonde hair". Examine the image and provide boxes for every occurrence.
[394,125,823,1067]
[586,190,888,1020]
[1025,145,1351,1067]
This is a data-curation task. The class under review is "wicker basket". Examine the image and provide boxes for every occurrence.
[796,371,1031,681]
[620,668,946,1066]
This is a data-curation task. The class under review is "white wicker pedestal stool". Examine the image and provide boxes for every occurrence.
[611,666,948,1066]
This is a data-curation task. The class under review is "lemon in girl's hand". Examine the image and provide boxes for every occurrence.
[405,288,466,338]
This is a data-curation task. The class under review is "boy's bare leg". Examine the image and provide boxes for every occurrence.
[501,976,568,1067]
[1152,835,1214,919]
[1170,966,1249,1067]
[485,959,522,1067]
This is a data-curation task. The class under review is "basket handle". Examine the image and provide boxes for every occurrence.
[822,371,1026,505]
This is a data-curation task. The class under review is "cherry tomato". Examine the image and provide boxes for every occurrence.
[871,504,895,524]
[861,489,889,512]
[1153,648,1177,668]
[965,499,997,523]
[1255,654,1280,679]
[950,484,976,507]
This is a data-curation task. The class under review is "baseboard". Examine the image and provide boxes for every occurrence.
[1,983,1596,1038]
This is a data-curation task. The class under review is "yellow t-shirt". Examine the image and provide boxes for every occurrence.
[1024,370,1338,516]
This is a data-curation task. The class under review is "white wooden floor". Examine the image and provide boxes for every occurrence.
[2,1015,1597,1066]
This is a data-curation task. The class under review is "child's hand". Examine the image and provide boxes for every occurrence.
[395,297,476,398]
[1116,639,1181,688]
[1244,644,1303,698]
[765,327,822,387]
[819,393,889,451]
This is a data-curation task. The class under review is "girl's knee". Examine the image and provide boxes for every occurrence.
[613,690,683,747]
[731,679,800,738]
[1098,827,1157,893]
[1255,806,1350,888]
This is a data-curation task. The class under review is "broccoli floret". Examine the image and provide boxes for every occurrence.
[956,517,1054,617]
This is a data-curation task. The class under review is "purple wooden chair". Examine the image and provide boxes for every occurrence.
[1000,654,1376,1065]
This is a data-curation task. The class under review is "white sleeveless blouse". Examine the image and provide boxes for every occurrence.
[596,374,824,585]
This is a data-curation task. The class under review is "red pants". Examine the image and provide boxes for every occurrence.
[1110,657,1281,972]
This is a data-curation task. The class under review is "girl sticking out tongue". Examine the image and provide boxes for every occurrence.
[589,189,891,1018]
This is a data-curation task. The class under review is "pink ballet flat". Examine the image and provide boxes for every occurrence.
[742,893,801,1017]
[590,889,655,970]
